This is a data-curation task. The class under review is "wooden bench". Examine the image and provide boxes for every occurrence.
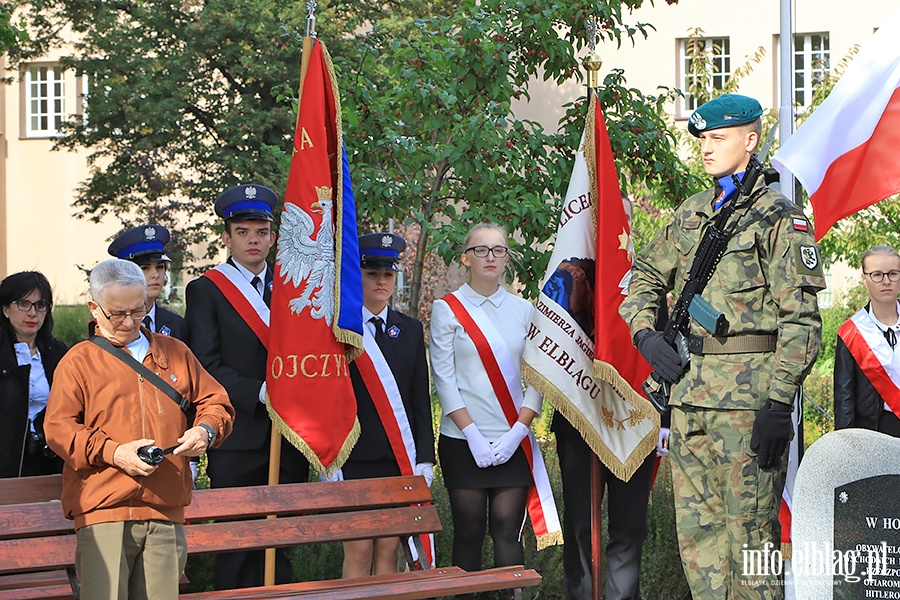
[0,475,541,599]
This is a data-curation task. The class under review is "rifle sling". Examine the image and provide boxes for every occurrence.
[90,335,191,412]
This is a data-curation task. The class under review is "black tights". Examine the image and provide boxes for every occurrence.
[447,486,528,572]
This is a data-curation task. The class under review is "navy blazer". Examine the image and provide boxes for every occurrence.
[348,308,435,465]
[185,262,274,452]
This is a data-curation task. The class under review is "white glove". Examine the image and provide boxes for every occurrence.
[461,423,496,468]
[657,427,670,458]
[414,462,435,487]
[491,422,530,465]
[258,382,267,404]
[319,468,344,482]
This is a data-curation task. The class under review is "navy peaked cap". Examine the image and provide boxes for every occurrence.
[108,224,171,263]
[214,184,278,222]
[359,233,407,271]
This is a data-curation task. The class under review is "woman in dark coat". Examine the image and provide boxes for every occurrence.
[0,271,67,478]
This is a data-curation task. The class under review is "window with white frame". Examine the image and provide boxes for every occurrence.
[794,33,830,108]
[679,36,731,115]
[25,64,65,137]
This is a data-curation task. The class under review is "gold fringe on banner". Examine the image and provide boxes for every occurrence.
[523,362,658,482]
[267,401,360,475]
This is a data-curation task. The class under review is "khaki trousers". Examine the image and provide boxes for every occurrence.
[75,520,187,600]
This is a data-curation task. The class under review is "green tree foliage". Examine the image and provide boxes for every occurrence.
[338,0,695,313]
[10,0,695,314]
[0,8,27,53]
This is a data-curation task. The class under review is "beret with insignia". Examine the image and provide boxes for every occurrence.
[688,94,763,137]
[108,224,171,264]
[359,232,407,271]
[214,184,278,222]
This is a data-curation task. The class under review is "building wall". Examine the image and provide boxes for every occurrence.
[1,53,119,303]
[516,0,896,132]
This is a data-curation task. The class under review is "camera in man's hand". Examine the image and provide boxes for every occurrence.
[137,445,166,466]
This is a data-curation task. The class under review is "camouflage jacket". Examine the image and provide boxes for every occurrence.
[619,182,826,410]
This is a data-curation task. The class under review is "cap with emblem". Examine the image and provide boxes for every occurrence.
[359,232,407,271]
[214,184,278,222]
[688,94,763,137]
[107,224,171,264]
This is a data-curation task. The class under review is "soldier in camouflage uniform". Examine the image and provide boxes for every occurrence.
[619,94,825,599]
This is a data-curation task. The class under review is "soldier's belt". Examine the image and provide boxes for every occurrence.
[688,333,777,355]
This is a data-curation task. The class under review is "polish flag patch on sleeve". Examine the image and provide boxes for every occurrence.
[792,217,809,232]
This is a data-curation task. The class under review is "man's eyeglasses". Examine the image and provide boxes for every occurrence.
[464,245,509,259]
[95,304,148,325]
[12,299,49,313]
[864,270,900,283]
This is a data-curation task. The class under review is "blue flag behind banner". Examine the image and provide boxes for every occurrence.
[336,143,363,339]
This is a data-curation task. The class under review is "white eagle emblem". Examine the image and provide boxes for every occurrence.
[276,198,336,325]
[144,227,156,240]
[245,186,258,199]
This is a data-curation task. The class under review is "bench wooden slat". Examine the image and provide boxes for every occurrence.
[184,506,442,554]
[180,565,541,599]
[0,501,69,539]
[0,475,61,507]
[0,505,441,574]
[186,477,432,521]
[0,570,69,590]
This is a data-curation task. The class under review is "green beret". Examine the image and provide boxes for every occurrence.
[688,94,763,137]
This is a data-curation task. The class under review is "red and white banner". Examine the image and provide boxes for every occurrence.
[772,8,900,241]
[266,38,363,474]
[523,95,658,481]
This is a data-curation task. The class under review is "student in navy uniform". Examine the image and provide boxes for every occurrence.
[96,224,188,340]
[105,224,198,482]
[184,184,310,590]
[330,232,434,578]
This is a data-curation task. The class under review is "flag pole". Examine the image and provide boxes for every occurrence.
[582,18,604,600]
[778,0,796,206]
[263,1,319,586]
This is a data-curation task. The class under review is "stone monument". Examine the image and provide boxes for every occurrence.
[793,428,900,599]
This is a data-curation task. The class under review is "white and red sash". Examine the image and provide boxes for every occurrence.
[442,291,562,549]
[203,264,270,349]
[355,327,435,567]
[838,307,900,418]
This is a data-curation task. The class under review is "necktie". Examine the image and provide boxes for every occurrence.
[250,276,262,296]
[369,316,385,336]
[886,328,897,350]
[142,315,152,332]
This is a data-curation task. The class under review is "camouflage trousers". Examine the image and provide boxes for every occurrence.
[670,405,787,600]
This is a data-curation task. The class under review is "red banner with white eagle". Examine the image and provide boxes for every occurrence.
[266,38,363,475]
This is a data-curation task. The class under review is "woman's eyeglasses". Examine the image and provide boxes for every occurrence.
[864,270,900,283]
[464,245,509,258]
[12,300,49,313]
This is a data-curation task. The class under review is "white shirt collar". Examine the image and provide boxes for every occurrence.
[144,303,158,330]
[459,283,507,308]
[867,301,900,331]
[230,259,267,287]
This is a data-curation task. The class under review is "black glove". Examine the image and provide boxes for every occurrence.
[634,329,686,384]
[750,398,793,470]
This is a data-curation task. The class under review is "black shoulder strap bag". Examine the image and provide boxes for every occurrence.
[89,335,190,412]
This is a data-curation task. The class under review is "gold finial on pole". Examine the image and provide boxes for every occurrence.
[582,17,603,89]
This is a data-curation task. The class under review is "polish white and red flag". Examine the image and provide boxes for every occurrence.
[772,8,900,241]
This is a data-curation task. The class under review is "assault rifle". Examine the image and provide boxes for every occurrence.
[643,127,776,414]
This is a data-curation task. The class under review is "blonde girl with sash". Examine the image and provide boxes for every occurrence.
[431,223,557,594]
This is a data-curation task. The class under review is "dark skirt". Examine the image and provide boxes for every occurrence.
[438,434,532,490]
[342,458,402,481]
